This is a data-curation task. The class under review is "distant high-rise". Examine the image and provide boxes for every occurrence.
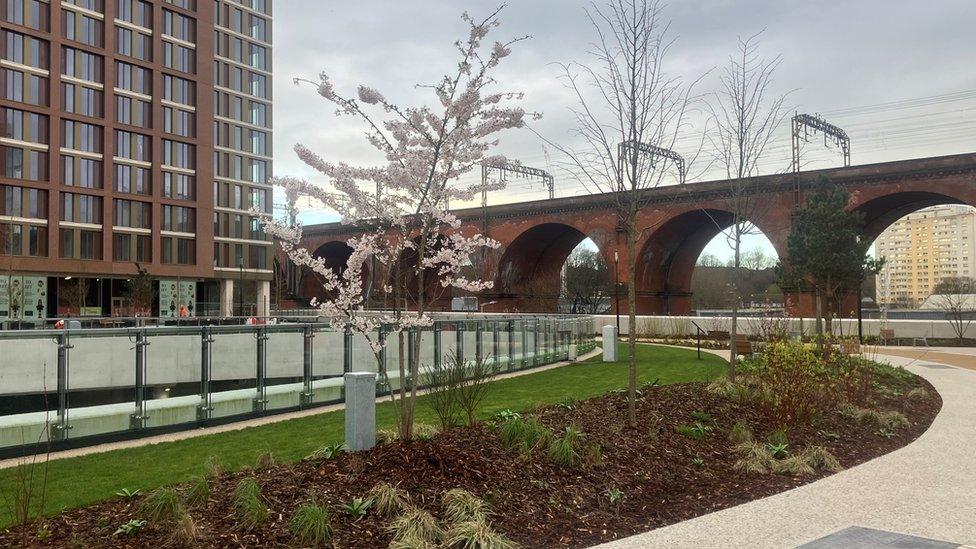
[875,205,976,307]
[0,0,273,320]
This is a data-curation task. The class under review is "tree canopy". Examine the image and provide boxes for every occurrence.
[783,177,882,299]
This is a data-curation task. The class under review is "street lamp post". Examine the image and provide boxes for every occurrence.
[614,250,620,336]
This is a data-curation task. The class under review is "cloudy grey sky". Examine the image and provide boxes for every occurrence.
[271,0,976,260]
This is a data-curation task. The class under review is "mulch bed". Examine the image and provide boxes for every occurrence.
[2,374,941,548]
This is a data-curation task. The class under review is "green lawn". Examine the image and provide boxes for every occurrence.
[0,343,724,527]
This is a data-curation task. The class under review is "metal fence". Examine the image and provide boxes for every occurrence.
[0,315,595,458]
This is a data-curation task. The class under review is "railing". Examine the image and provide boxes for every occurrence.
[0,315,596,458]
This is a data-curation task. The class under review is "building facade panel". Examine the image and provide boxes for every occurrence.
[0,0,272,319]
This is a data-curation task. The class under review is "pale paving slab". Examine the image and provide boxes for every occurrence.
[595,352,976,549]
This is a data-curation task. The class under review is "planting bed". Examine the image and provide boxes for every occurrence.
[1,368,940,548]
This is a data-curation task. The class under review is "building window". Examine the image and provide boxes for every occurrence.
[115,130,151,161]
[62,9,103,47]
[114,164,151,195]
[1,30,49,69]
[60,192,102,224]
[162,171,194,199]
[115,26,152,61]
[1,68,49,106]
[162,74,194,106]
[115,94,152,128]
[2,0,51,32]
[113,198,151,229]
[115,61,152,95]
[162,139,194,169]
[62,82,104,117]
[162,204,195,232]
[1,146,47,181]
[2,106,48,143]
[62,119,102,153]
[62,155,102,188]
[1,184,47,219]
[163,9,195,42]
[162,106,194,137]
[116,0,152,27]
[62,46,103,83]
[163,41,195,73]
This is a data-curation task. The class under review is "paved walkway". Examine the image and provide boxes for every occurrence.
[596,349,976,549]
[0,348,602,470]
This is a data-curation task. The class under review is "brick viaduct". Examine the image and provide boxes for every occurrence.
[289,152,976,317]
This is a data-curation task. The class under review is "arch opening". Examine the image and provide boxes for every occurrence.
[493,223,610,313]
[637,209,782,315]
[856,191,975,312]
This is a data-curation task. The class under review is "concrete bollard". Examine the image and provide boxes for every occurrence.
[344,372,377,451]
[602,325,618,362]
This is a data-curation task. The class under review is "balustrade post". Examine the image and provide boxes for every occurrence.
[492,320,499,366]
[130,330,150,429]
[253,326,268,413]
[301,325,315,407]
[197,326,214,420]
[507,320,515,371]
[52,332,73,441]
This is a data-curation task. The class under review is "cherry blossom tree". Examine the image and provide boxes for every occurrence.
[262,7,534,439]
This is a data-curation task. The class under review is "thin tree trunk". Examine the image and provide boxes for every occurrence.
[815,286,824,353]
[729,230,741,380]
[626,227,638,427]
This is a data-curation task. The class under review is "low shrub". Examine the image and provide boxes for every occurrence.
[583,443,604,467]
[288,501,333,547]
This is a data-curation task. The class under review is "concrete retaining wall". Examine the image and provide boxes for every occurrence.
[591,315,969,340]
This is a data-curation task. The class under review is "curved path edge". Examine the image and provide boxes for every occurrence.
[594,349,976,549]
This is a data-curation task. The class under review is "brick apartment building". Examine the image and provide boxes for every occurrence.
[0,0,273,321]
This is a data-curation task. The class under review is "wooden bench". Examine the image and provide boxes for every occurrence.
[879,328,895,345]
[732,335,754,357]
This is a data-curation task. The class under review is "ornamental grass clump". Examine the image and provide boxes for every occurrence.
[183,476,209,508]
[442,489,489,523]
[138,487,184,524]
[729,420,753,445]
[444,520,520,549]
[232,477,270,530]
[498,417,553,454]
[734,442,775,474]
[388,507,444,544]
[368,482,411,518]
[167,513,199,547]
[288,501,333,548]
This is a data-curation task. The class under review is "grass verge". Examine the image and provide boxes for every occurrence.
[0,343,723,526]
